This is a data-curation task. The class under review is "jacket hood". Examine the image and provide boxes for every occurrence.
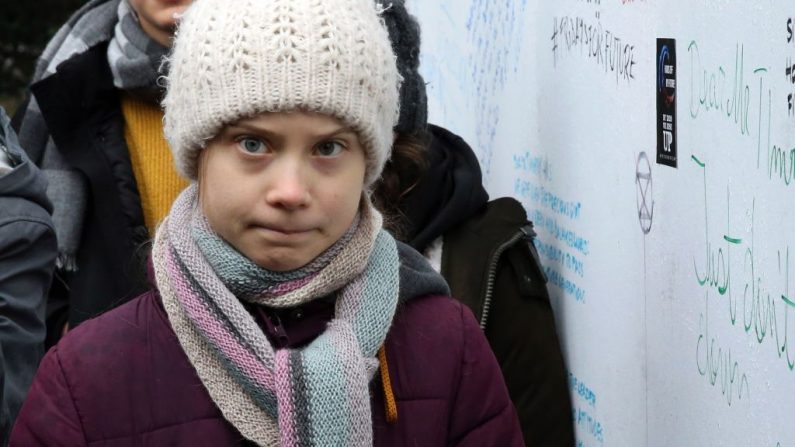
[0,108,52,214]
[401,124,489,253]
[397,240,451,302]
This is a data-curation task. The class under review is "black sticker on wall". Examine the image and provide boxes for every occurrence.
[657,38,677,167]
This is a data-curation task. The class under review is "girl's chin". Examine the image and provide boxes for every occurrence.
[246,249,313,272]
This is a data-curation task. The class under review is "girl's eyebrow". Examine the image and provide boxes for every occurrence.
[225,122,357,140]
[319,127,357,139]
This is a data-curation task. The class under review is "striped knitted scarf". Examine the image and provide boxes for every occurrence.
[152,184,399,446]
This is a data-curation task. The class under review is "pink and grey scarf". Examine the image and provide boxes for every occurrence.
[152,184,399,446]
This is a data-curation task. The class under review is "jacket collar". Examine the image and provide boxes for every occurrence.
[31,41,119,154]
[0,111,51,213]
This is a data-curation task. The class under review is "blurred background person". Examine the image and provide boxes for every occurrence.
[0,107,56,445]
[373,2,575,445]
[0,1,85,113]
[12,0,193,346]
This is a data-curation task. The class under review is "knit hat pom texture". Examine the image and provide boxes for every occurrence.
[163,0,401,186]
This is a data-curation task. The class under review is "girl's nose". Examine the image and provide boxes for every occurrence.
[264,158,311,210]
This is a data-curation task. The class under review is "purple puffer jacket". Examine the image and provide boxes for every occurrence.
[10,287,522,446]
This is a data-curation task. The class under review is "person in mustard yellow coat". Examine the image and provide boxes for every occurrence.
[13,0,192,345]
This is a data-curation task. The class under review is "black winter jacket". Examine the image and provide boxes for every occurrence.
[15,42,150,345]
[442,198,574,447]
[398,125,575,446]
[0,107,57,444]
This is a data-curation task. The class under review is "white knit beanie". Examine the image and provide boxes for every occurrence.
[162,0,401,186]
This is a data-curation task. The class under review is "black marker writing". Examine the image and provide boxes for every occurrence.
[551,16,636,84]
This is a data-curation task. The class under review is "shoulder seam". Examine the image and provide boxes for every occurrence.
[0,216,54,229]
[54,347,90,445]
[446,300,467,433]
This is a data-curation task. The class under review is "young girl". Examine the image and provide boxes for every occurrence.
[10,0,522,445]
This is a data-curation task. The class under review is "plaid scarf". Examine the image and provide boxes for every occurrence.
[15,0,169,271]
[152,184,400,446]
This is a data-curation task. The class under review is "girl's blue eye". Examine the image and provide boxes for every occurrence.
[239,138,267,154]
[316,141,345,157]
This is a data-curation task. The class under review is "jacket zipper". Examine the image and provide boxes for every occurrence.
[257,307,290,348]
[479,227,528,330]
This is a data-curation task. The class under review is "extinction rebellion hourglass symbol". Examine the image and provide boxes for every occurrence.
[636,152,653,234]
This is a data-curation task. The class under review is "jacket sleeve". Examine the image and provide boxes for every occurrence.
[0,104,58,444]
[491,244,575,447]
[447,304,524,447]
[0,217,56,444]
[9,347,87,446]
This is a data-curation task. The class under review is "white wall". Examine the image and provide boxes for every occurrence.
[408,1,795,446]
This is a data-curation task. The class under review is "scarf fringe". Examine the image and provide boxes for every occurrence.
[55,252,78,273]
